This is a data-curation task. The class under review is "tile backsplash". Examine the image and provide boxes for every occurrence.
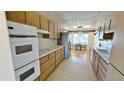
[94,33,113,53]
[38,34,57,49]
[102,40,113,53]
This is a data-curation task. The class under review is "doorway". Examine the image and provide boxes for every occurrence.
[68,32,89,53]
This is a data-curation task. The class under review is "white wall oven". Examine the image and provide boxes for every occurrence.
[8,21,40,81]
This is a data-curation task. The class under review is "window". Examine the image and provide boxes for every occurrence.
[68,32,89,45]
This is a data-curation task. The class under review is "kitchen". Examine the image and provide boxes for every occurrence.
[0,11,124,81]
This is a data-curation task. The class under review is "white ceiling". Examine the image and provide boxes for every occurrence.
[38,11,116,31]
[54,11,100,28]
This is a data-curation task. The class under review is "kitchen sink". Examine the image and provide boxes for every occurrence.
[97,48,109,53]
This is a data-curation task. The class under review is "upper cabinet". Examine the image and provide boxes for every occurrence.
[40,15,49,31]
[57,26,60,38]
[6,11,26,24]
[105,19,112,32]
[48,20,54,39]
[26,12,40,28]
[6,11,62,39]
[54,24,58,39]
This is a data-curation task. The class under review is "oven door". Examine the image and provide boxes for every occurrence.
[15,60,40,81]
[10,37,39,70]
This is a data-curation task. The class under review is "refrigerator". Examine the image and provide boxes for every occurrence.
[58,32,70,59]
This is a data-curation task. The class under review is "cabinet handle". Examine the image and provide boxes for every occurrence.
[8,26,14,29]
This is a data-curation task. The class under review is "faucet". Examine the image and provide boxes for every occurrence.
[99,42,102,48]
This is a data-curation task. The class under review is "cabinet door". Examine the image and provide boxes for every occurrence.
[92,49,96,67]
[48,21,54,38]
[105,64,124,81]
[94,53,99,74]
[40,15,48,31]
[26,12,40,28]
[39,15,44,29]
[57,26,60,38]
[54,24,58,39]
[6,11,26,24]
[44,17,49,31]
[40,63,55,80]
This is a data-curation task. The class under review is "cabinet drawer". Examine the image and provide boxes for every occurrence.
[40,56,49,64]
[99,57,109,70]
[56,53,61,59]
[61,48,64,51]
[97,71,102,81]
[99,61,107,76]
[61,50,64,55]
[6,11,26,24]
[94,59,99,74]
[26,12,40,28]
[97,67,106,80]
[40,64,55,80]
[56,49,61,54]
[49,57,55,65]
[49,52,55,58]
[56,60,60,66]
[40,60,51,73]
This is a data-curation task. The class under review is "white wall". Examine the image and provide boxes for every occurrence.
[0,11,15,80]
[38,34,57,49]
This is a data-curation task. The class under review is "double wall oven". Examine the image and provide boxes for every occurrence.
[8,21,40,81]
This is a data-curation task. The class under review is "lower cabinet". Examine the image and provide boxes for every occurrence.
[39,47,64,81]
[56,48,64,66]
[97,57,109,81]
[39,53,56,80]
[91,49,109,81]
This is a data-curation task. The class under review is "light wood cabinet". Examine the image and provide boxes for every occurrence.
[97,58,109,81]
[6,11,26,24]
[54,24,58,39]
[40,15,49,31]
[55,48,64,66]
[60,48,64,61]
[94,52,99,74]
[104,64,124,81]
[39,54,55,80]
[91,49,109,81]
[26,12,40,28]
[91,50,99,74]
[39,56,49,64]
[39,47,64,80]
[40,63,55,80]
[57,26,60,38]
[56,50,61,66]
[48,21,54,38]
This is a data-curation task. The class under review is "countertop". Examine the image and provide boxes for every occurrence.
[93,47,110,64]
[39,45,64,58]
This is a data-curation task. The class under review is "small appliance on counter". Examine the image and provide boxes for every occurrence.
[58,32,70,59]
[8,21,40,81]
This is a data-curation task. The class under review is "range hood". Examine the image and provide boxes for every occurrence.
[37,29,50,34]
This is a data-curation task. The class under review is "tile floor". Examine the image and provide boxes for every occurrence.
[46,50,97,81]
